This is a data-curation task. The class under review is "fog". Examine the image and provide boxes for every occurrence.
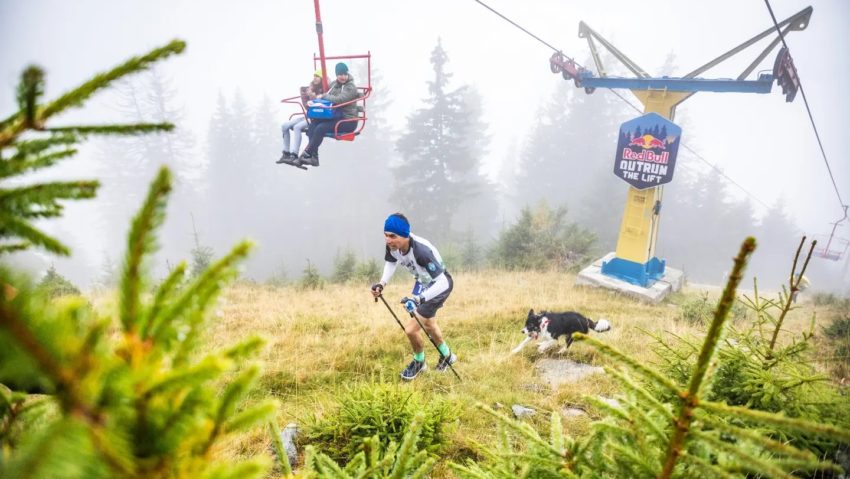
[2,0,848,291]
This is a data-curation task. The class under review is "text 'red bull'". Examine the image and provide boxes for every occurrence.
[621,148,669,164]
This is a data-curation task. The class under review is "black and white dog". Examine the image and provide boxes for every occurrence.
[511,309,611,355]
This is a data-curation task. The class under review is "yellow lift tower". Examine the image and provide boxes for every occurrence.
[549,7,811,300]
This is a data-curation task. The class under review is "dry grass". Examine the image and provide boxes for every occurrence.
[90,270,837,475]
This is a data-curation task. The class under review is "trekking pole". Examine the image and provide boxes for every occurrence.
[376,294,461,381]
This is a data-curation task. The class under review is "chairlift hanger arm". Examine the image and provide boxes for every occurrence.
[578,21,649,78]
[684,6,811,80]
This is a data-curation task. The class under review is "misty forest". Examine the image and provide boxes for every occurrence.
[2,2,850,478]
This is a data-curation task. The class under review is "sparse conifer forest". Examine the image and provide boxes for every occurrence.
[2,41,849,479]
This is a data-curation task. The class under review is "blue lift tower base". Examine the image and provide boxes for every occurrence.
[577,253,684,304]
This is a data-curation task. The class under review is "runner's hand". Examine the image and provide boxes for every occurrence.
[370,283,384,298]
[400,295,423,313]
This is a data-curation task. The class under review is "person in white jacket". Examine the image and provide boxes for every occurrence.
[370,213,456,380]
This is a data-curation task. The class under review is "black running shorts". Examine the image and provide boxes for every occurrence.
[416,273,453,319]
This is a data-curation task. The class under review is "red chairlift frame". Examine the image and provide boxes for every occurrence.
[279,54,371,141]
[278,0,371,142]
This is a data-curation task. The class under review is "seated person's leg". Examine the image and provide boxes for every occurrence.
[306,120,334,154]
[337,120,358,135]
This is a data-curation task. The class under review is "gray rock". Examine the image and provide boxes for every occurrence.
[280,423,299,468]
[512,404,536,418]
[563,407,588,417]
[535,358,604,390]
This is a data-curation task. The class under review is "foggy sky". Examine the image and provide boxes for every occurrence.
[2,0,848,287]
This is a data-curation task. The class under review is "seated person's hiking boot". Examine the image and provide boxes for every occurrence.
[298,150,319,167]
[276,152,292,164]
[400,359,427,380]
[435,352,457,372]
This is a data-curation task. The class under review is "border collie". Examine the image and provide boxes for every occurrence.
[511,309,611,355]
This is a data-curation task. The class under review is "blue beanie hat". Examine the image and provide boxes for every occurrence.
[335,62,349,76]
[384,214,410,238]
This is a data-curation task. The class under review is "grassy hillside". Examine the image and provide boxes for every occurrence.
[88,269,841,476]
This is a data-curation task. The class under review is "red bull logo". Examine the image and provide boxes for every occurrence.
[628,134,666,150]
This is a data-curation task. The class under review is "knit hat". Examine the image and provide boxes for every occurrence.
[335,62,349,76]
[313,69,323,78]
[384,214,410,238]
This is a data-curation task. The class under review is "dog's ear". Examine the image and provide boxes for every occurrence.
[528,308,534,316]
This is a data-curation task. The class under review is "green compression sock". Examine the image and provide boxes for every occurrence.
[413,351,425,362]
[437,343,450,357]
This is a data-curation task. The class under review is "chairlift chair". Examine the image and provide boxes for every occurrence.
[812,234,849,261]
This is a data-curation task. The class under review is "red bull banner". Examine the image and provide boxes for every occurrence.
[614,112,681,189]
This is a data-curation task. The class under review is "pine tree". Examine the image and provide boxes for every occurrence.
[1,41,278,479]
[393,39,492,238]
[0,41,184,256]
[453,238,850,478]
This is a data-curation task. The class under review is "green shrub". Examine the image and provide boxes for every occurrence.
[656,271,850,460]
[679,292,749,325]
[811,292,850,310]
[824,315,850,340]
[489,201,596,271]
[300,413,437,478]
[353,257,381,283]
[35,265,80,298]
[303,381,459,464]
[299,260,324,290]
[332,249,358,283]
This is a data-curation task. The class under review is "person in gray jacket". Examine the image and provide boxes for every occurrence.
[297,62,359,167]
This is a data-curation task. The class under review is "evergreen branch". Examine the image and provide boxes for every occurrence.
[574,334,679,393]
[0,299,104,437]
[607,442,659,477]
[223,399,278,434]
[688,237,756,396]
[5,134,76,157]
[17,66,44,128]
[550,410,565,453]
[149,241,252,343]
[0,243,30,255]
[408,455,439,479]
[448,462,492,479]
[200,458,271,479]
[658,237,756,479]
[477,404,567,458]
[701,416,816,462]
[678,451,735,479]
[120,167,171,334]
[86,420,137,477]
[45,122,174,136]
[268,421,293,476]
[0,180,99,203]
[143,356,228,397]
[389,413,423,479]
[40,41,185,120]
[700,400,850,443]
[605,367,674,421]
[202,365,260,455]
[1,148,77,179]
[773,458,842,475]
[221,336,266,362]
[692,430,791,479]
[157,389,207,453]
[768,238,815,354]
[0,40,185,147]
[139,261,186,339]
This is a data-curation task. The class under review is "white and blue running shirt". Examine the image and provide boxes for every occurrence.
[379,233,449,301]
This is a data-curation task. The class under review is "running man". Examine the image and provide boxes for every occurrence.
[370,213,456,380]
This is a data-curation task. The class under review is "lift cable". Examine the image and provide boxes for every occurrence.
[472,0,775,213]
[764,0,847,219]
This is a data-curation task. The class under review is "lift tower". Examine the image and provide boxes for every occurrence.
[549,7,811,301]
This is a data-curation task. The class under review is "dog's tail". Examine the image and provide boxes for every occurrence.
[591,318,611,332]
